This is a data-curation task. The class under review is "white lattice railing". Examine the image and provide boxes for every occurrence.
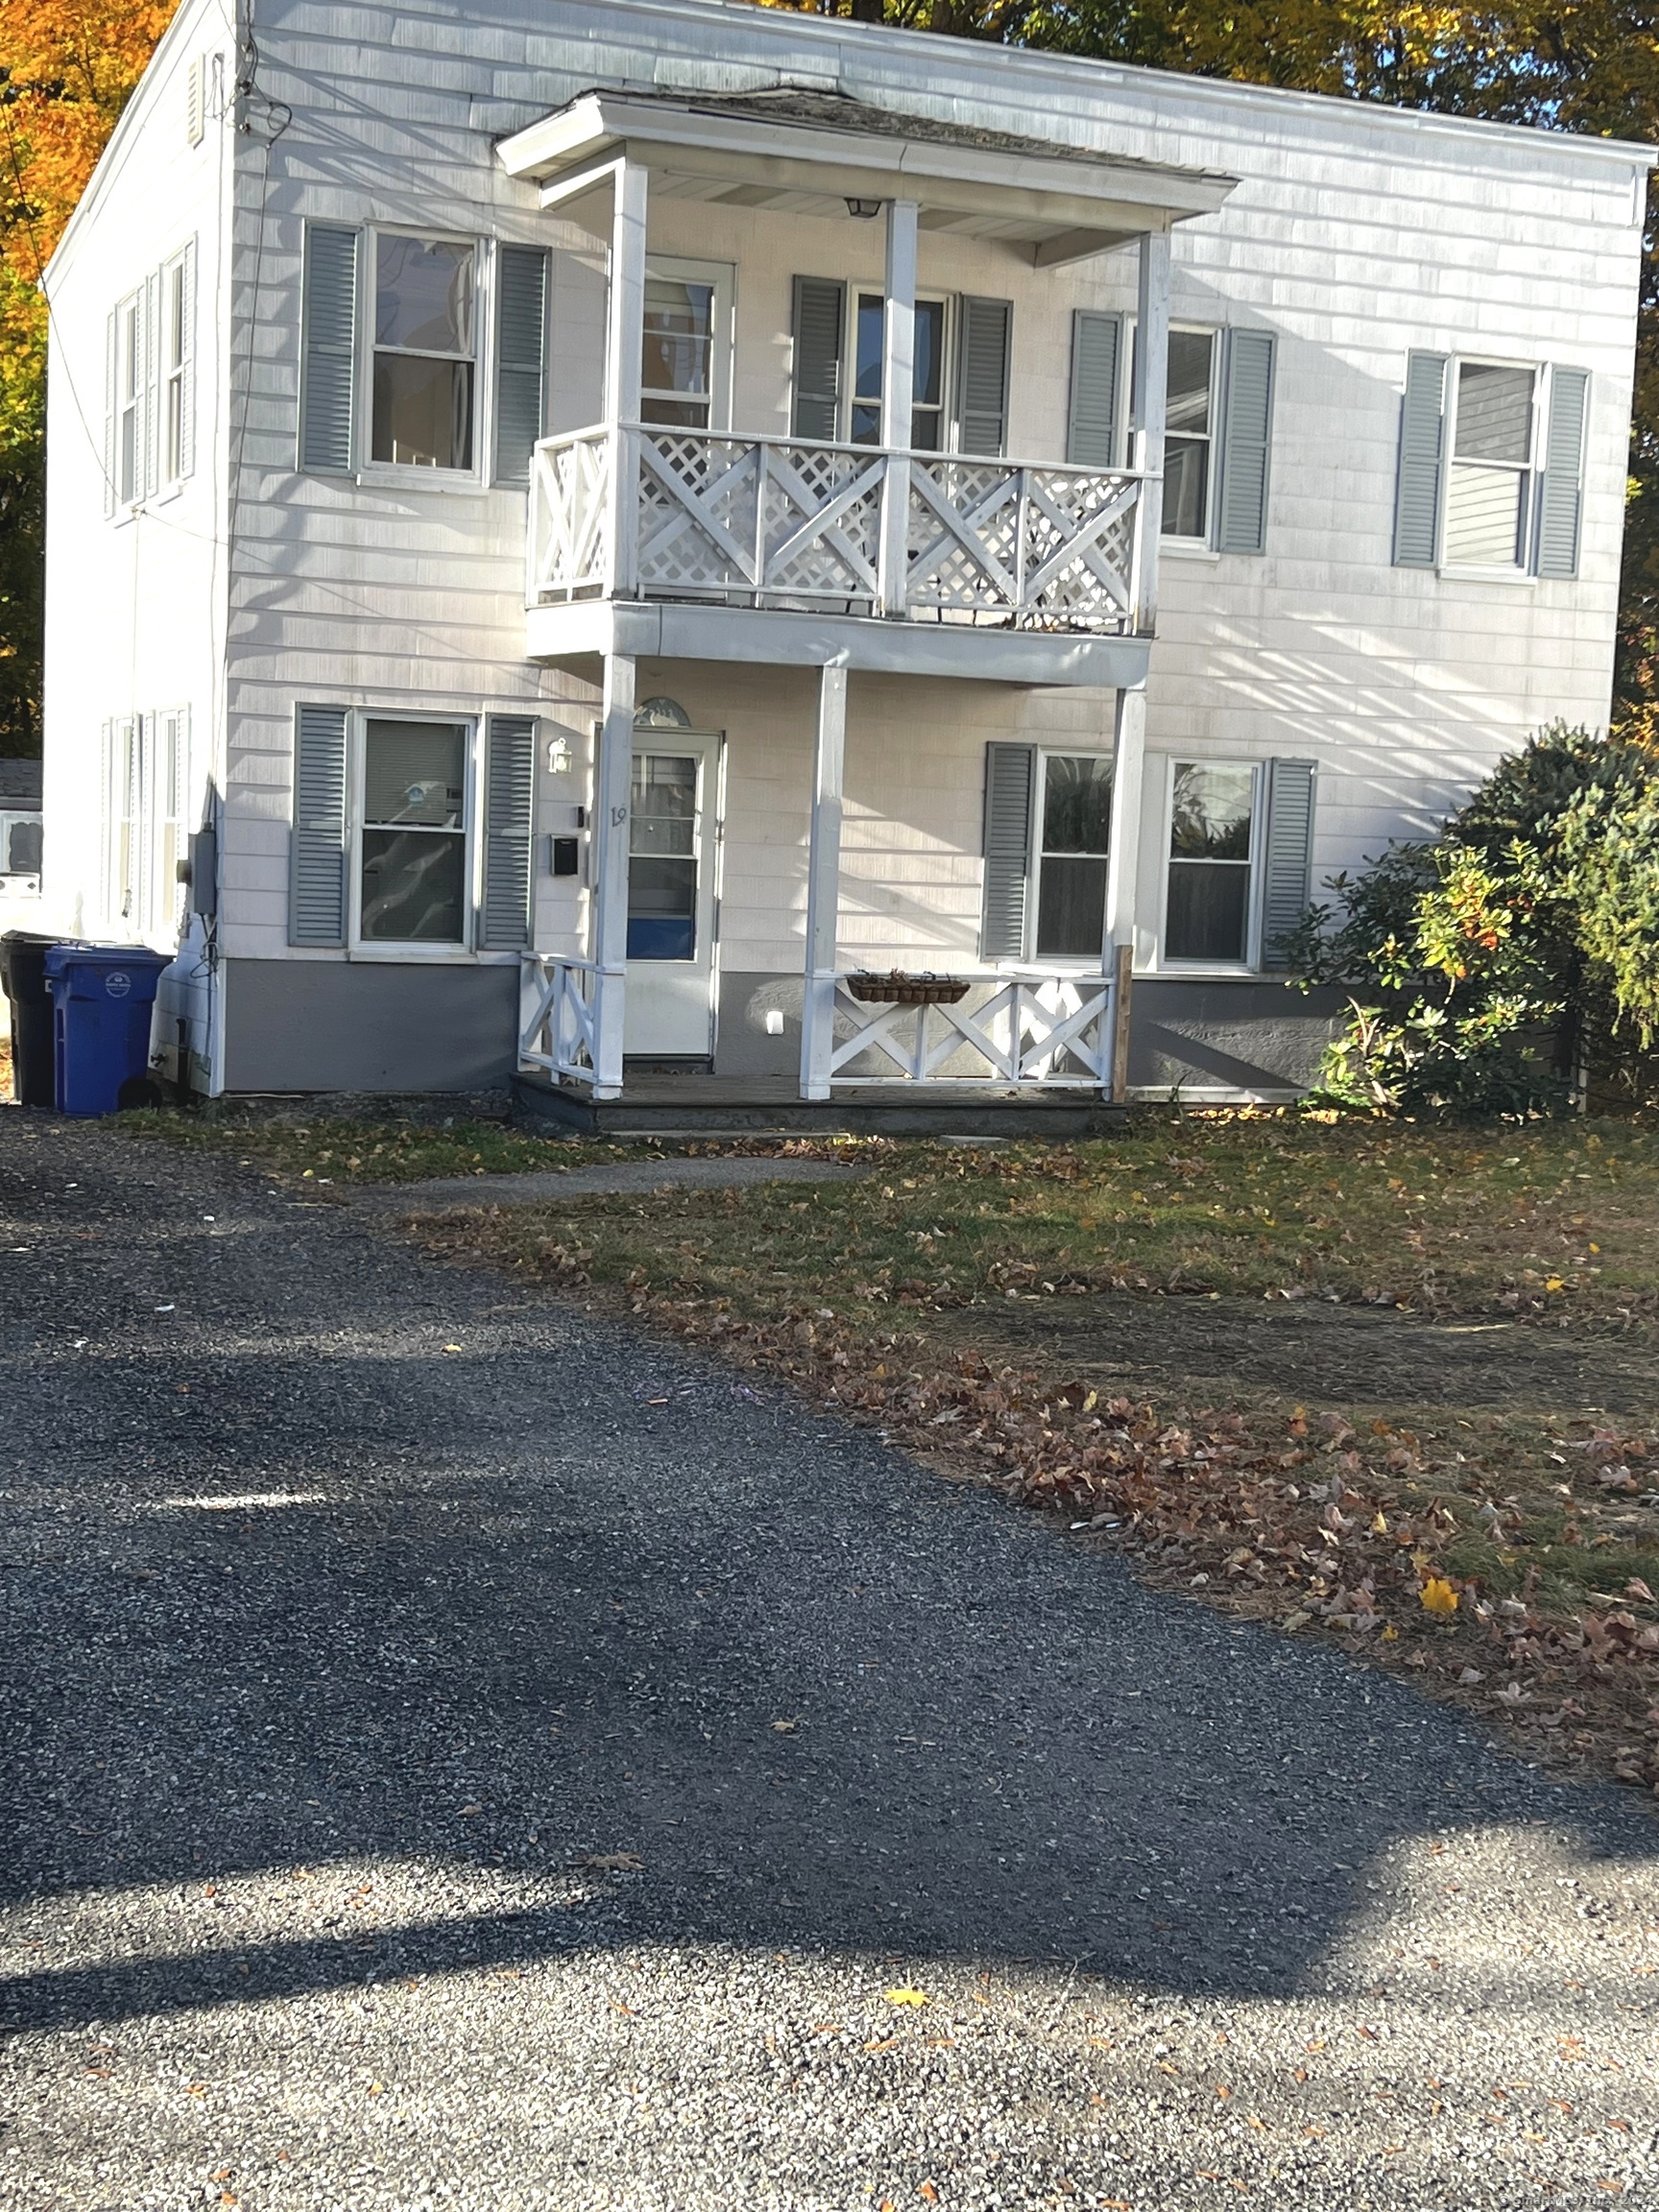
[810,971,1118,1091]
[528,425,1145,634]
[520,954,610,1087]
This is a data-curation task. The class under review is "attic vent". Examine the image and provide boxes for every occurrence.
[186,56,206,147]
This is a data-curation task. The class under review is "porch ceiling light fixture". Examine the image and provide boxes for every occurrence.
[845,196,883,219]
[635,695,693,731]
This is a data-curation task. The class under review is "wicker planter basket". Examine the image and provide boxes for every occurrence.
[845,971,971,1006]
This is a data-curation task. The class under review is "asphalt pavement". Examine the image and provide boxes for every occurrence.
[2,1113,1655,2210]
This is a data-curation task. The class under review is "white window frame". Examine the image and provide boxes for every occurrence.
[155,708,188,932]
[1440,353,1539,582]
[1118,320,1220,545]
[1026,746,1116,971]
[640,255,735,434]
[347,709,481,959]
[115,289,145,511]
[0,810,41,882]
[1155,756,1265,975]
[360,228,489,487]
[161,251,191,491]
[847,288,954,450]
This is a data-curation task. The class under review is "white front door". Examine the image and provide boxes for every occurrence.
[622,736,720,1058]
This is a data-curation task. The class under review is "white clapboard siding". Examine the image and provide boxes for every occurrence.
[37,0,1647,994]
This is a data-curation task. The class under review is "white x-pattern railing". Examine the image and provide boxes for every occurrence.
[520,954,611,1087]
[818,972,1117,1090]
[528,425,1145,634]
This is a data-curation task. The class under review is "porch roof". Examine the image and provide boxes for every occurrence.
[496,84,1236,265]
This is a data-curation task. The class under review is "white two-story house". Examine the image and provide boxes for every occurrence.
[36,0,1650,1125]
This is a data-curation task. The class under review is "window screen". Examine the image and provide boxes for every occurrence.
[1445,362,1533,568]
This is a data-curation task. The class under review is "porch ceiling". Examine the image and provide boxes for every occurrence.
[496,86,1237,266]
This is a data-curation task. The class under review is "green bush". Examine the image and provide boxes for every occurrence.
[1281,726,1659,1116]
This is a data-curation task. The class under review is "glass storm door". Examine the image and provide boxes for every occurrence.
[622,739,719,1058]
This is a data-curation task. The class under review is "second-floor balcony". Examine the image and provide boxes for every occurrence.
[529,423,1148,635]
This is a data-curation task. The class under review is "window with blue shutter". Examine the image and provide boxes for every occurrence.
[481,714,537,950]
[1068,310,1122,468]
[289,706,349,946]
[1535,367,1588,580]
[1261,758,1316,968]
[1215,327,1275,555]
[956,296,1012,458]
[791,276,845,442]
[299,226,360,475]
[495,247,547,485]
[1393,351,1448,568]
[980,742,1035,961]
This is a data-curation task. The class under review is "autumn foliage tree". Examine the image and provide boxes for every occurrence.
[0,0,179,754]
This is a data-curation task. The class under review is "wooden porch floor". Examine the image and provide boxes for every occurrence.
[513,1068,1125,1140]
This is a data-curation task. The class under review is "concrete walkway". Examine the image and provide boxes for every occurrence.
[2,1113,1655,2211]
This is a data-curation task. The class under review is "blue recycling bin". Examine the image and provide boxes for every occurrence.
[44,944,172,1117]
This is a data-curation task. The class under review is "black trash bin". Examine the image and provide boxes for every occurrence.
[1,931,60,1107]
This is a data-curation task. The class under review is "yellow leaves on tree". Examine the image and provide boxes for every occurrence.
[0,0,180,452]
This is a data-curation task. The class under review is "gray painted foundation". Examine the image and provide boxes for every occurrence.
[223,959,519,1094]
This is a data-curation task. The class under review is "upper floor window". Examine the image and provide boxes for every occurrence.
[117,294,142,505]
[851,293,948,450]
[372,235,476,471]
[1073,317,1274,556]
[792,276,1010,457]
[639,258,733,431]
[105,241,196,517]
[1163,329,1217,541]
[1393,351,1587,580]
[1445,360,1534,570]
[300,226,551,486]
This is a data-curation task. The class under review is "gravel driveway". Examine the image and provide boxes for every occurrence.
[2,1114,1656,2211]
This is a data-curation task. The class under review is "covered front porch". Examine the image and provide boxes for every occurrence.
[514,657,1147,1123]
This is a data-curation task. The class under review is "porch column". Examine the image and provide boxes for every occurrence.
[589,651,636,1099]
[877,197,918,618]
[1105,683,1147,1101]
[800,662,848,1100]
[1130,226,1170,636]
[604,157,649,598]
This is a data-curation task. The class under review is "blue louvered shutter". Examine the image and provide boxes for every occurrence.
[1261,758,1315,969]
[956,296,1012,457]
[1068,310,1122,468]
[481,714,537,950]
[980,742,1034,961]
[495,246,547,484]
[289,706,349,947]
[1393,351,1448,568]
[1535,367,1588,581]
[791,276,845,441]
[299,226,360,474]
[1215,327,1275,554]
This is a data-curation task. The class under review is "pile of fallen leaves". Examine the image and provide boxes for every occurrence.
[421,1211,1659,1801]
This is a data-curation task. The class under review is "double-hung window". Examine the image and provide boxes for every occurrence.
[357,718,470,944]
[639,258,732,430]
[117,295,143,506]
[163,254,190,486]
[1165,761,1257,965]
[1033,754,1114,961]
[851,292,949,450]
[1444,360,1535,570]
[371,236,477,471]
[1163,329,1218,541]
